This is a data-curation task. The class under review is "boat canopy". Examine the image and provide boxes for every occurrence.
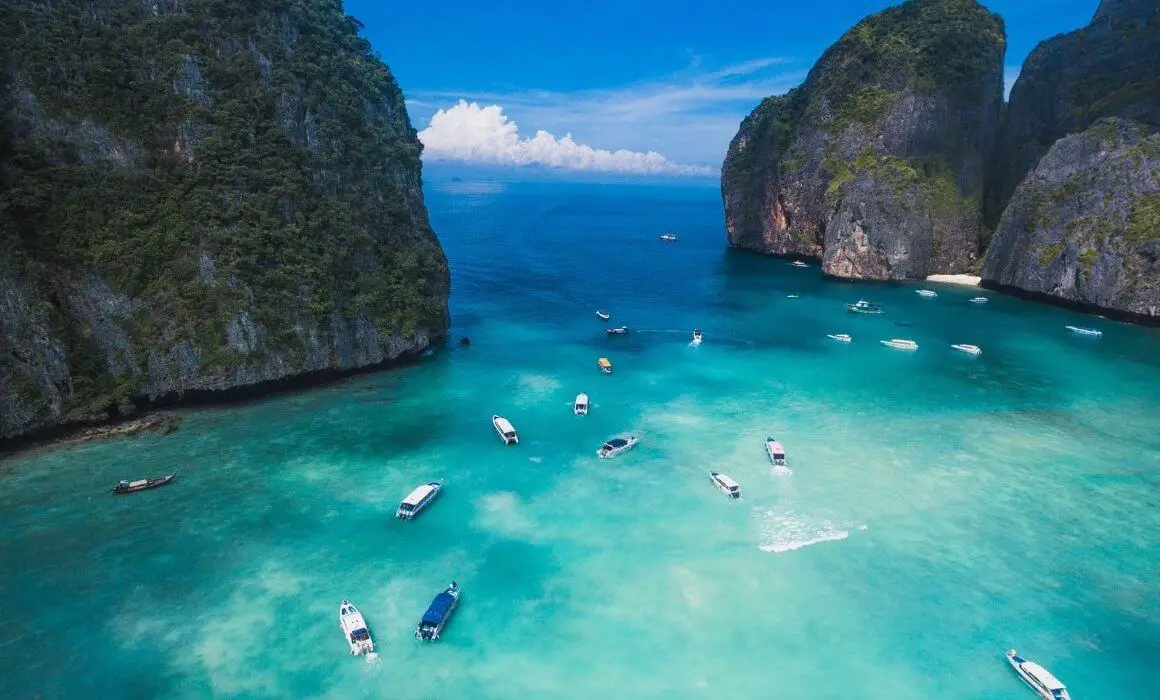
[350,628,370,642]
[129,479,148,488]
[767,439,785,456]
[606,438,627,448]
[713,473,740,489]
[402,484,436,507]
[493,416,515,433]
[421,592,456,624]
[1023,662,1066,691]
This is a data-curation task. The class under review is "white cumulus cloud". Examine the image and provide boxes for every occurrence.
[418,100,714,176]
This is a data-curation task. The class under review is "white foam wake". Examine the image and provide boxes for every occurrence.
[756,507,863,554]
[772,465,794,477]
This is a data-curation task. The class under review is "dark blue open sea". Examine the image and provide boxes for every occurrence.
[2,176,1159,698]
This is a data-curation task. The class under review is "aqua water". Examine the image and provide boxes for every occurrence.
[2,178,1159,698]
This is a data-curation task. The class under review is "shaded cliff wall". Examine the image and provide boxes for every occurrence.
[982,119,1160,318]
[985,0,1160,228]
[0,0,450,439]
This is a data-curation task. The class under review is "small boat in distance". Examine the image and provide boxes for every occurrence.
[574,393,589,415]
[786,294,800,299]
[765,437,787,466]
[827,333,852,343]
[709,471,742,499]
[970,297,988,304]
[415,582,460,641]
[598,357,613,374]
[881,339,919,351]
[596,310,610,321]
[691,329,703,345]
[791,260,808,268]
[339,600,377,658]
[492,415,518,444]
[1006,649,1071,700]
[606,326,630,335]
[1065,325,1102,337]
[660,233,678,242]
[598,436,638,458]
[917,289,937,298]
[846,299,883,314]
[113,473,176,494]
[396,479,444,520]
[951,344,982,356]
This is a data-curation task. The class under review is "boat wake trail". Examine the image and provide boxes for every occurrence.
[755,506,863,554]
[772,465,794,477]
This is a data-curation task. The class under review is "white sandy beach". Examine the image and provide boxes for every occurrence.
[925,273,981,286]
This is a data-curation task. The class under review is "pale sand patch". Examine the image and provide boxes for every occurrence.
[925,273,981,286]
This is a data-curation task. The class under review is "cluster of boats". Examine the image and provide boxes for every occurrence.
[832,300,983,355]
[338,581,461,659]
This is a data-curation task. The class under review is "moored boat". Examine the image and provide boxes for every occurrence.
[574,392,589,415]
[970,296,988,304]
[598,435,638,458]
[917,289,937,298]
[786,294,800,299]
[765,437,787,466]
[606,326,630,335]
[598,357,613,374]
[660,233,678,242]
[846,299,883,314]
[415,582,460,641]
[492,415,518,444]
[691,329,702,345]
[1065,325,1101,337]
[709,471,742,499]
[596,310,610,321]
[951,344,982,356]
[396,479,444,520]
[881,339,918,351]
[1006,649,1070,700]
[791,260,808,268]
[827,333,852,343]
[113,473,176,494]
[339,600,377,658]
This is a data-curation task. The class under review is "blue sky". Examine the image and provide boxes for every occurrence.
[345,0,1099,175]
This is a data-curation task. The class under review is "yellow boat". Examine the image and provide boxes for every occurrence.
[598,357,612,374]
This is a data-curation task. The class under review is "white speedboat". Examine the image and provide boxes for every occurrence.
[827,333,852,343]
[606,326,630,335]
[396,479,444,520]
[574,393,589,415]
[917,289,937,298]
[709,471,742,499]
[415,582,460,641]
[660,233,678,242]
[339,600,377,658]
[846,299,883,314]
[598,436,638,458]
[951,344,982,356]
[492,415,518,444]
[791,260,808,268]
[881,339,918,351]
[970,296,988,304]
[596,310,610,321]
[1065,325,1101,337]
[691,329,702,345]
[1006,649,1071,700]
[765,437,787,466]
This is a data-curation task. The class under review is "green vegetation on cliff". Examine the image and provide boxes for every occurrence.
[0,0,449,434]
[812,0,1005,130]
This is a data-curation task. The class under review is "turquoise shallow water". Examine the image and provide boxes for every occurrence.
[3,178,1160,698]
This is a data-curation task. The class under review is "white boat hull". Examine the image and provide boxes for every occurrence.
[1007,651,1071,700]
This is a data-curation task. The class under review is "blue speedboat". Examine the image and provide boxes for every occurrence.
[415,582,460,641]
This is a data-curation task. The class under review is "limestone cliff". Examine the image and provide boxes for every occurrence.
[982,119,1160,318]
[721,0,1005,280]
[0,0,450,440]
[986,0,1160,227]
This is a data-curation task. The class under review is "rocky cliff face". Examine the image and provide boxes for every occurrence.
[0,0,450,440]
[982,119,1160,317]
[721,0,1005,280]
[986,0,1160,227]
